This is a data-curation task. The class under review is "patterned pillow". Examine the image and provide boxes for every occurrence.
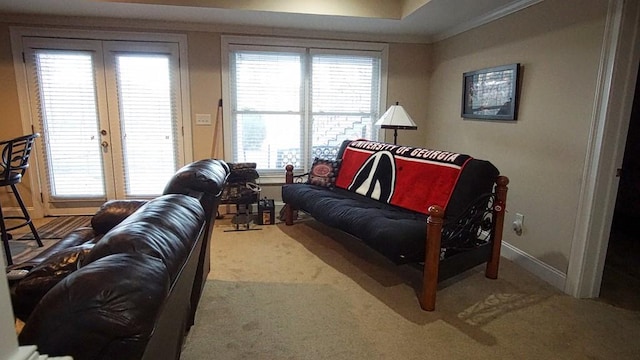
[308,158,340,188]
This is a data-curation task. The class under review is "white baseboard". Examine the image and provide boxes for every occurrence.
[501,241,567,291]
[274,201,285,214]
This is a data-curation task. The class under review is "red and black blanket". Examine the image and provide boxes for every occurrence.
[335,140,472,214]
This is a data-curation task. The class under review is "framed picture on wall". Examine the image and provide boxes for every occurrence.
[461,63,521,121]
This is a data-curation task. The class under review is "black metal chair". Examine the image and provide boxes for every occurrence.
[0,133,43,266]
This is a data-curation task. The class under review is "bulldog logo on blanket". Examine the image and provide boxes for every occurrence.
[350,150,396,202]
[335,140,471,214]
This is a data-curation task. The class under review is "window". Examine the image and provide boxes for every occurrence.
[223,36,388,177]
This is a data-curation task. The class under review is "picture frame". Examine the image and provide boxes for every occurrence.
[461,63,520,121]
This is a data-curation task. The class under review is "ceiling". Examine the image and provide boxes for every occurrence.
[0,0,541,43]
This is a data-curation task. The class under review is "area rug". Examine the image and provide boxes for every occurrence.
[7,239,60,266]
[17,216,92,240]
[6,216,92,266]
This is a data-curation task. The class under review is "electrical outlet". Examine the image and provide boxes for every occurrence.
[512,213,524,236]
[195,113,212,125]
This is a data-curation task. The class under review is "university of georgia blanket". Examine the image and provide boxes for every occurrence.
[334,140,472,215]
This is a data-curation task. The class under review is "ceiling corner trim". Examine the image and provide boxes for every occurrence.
[431,0,544,43]
[401,0,432,18]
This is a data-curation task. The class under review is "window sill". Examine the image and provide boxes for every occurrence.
[254,173,287,186]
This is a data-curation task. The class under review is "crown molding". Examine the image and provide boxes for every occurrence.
[432,0,543,42]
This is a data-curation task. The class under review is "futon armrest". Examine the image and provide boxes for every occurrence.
[284,165,309,184]
[440,193,495,251]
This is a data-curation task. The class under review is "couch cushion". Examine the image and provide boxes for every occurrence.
[84,194,205,282]
[18,253,171,359]
[91,199,148,234]
[283,184,427,263]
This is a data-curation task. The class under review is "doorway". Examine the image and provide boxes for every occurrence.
[14,32,192,216]
[599,64,640,310]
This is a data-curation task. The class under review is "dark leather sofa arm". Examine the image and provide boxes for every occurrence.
[162,159,230,330]
[163,159,229,197]
[11,242,95,321]
[88,159,229,236]
[91,200,148,235]
[19,253,171,360]
[83,194,205,279]
[9,204,140,321]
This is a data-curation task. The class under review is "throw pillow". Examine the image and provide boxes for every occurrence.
[308,158,340,188]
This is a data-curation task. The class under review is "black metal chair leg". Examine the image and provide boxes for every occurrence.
[0,203,13,266]
[11,184,43,247]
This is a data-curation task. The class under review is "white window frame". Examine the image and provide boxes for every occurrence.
[10,26,193,217]
[221,35,388,182]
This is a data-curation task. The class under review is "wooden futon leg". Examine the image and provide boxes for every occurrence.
[284,164,294,225]
[420,205,444,311]
[485,176,509,279]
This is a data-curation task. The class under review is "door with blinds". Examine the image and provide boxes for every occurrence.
[22,37,185,215]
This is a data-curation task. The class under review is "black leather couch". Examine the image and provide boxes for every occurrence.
[11,159,229,360]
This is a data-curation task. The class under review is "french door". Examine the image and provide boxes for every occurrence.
[21,37,188,215]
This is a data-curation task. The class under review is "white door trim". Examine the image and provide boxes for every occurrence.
[10,26,193,217]
[565,0,640,298]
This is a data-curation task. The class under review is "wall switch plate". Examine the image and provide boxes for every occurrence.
[195,113,212,125]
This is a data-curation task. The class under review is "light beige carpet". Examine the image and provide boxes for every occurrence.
[182,218,640,360]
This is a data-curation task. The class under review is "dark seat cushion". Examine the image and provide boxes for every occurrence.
[282,184,428,263]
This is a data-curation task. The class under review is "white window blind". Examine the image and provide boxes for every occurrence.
[311,53,380,158]
[33,50,106,197]
[227,40,384,174]
[114,53,178,196]
[19,33,189,215]
[231,50,303,171]
[30,46,181,200]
